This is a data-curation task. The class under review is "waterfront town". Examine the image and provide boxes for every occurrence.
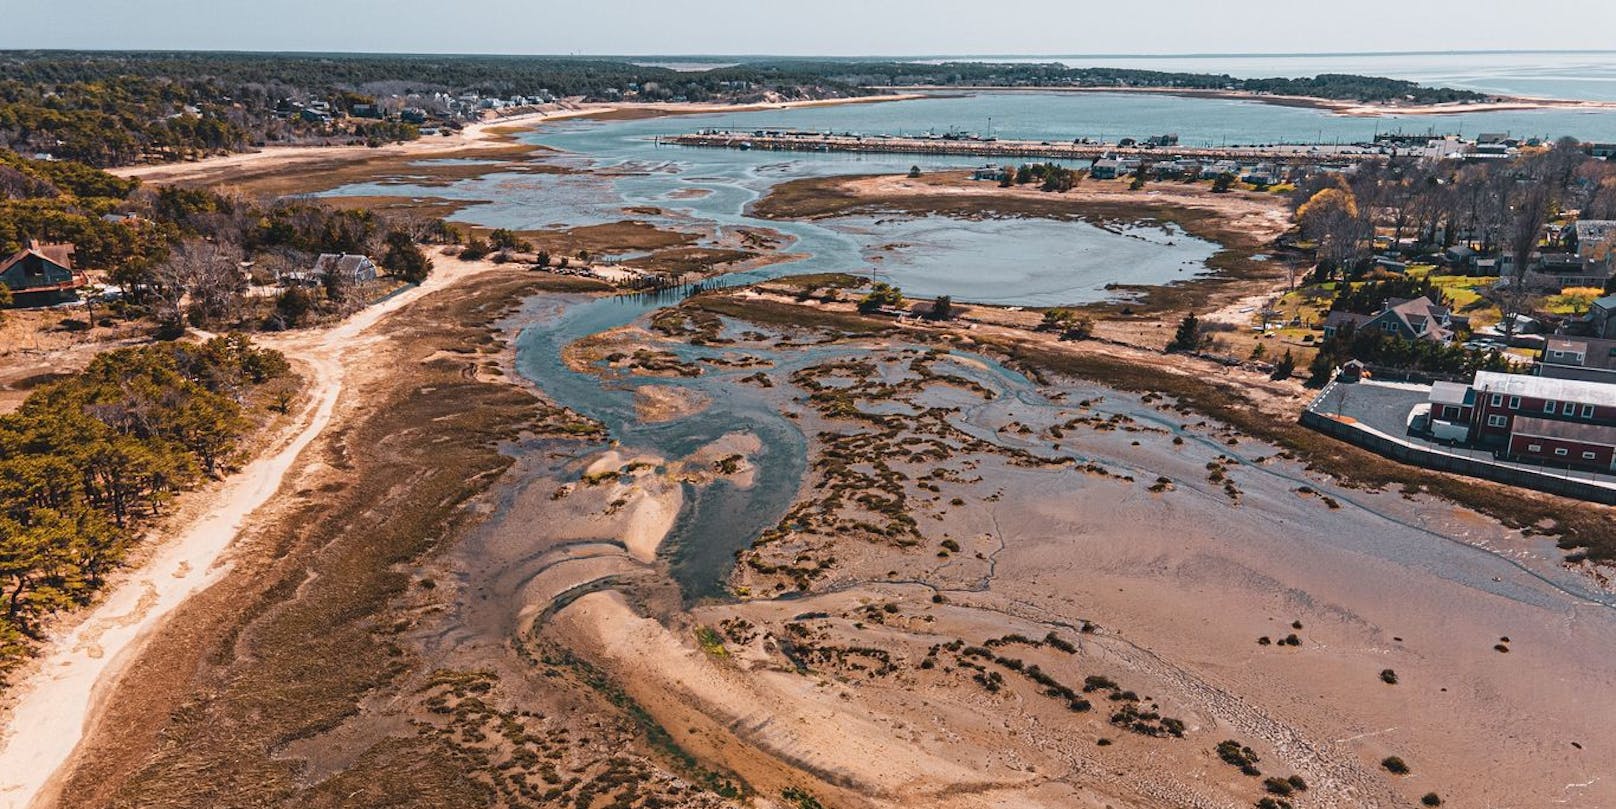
[4,39,1616,809]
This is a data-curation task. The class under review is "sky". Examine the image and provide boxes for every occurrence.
[6,0,1616,56]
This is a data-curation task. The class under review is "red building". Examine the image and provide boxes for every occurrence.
[1432,370,1616,471]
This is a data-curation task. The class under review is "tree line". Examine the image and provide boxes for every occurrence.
[0,52,876,166]
[0,52,1501,167]
[0,335,289,676]
[750,60,1490,104]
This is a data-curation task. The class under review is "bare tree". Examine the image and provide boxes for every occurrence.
[150,239,245,334]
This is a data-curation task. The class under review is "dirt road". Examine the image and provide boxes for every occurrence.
[0,253,500,809]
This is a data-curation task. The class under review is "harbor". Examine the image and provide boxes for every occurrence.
[662,127,1476,166]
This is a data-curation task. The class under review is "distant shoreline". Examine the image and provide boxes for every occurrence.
[889,85,1616,117]
[108,94,927,185]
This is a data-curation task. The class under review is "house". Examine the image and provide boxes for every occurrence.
[970,165,1007,182]
[1443,244,1478,270]
[1540,336,1616,382]
[1430,370,1616,469]
[1587,294,1616,339]
[1569,220,1616,258]
[1152,160,1187,179]
[1321,295,1464,343]
[1241,164,1282,186]
[311,253,378,283]
[0,240,85,307]
[1089,158,1127,180]
[1520,252,1612,290]
[1145,133,1179,148]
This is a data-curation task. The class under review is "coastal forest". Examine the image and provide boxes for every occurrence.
[0,335,290,678]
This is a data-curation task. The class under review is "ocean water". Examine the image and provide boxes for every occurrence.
[915,51,1616,102]
[551,91,1616,148]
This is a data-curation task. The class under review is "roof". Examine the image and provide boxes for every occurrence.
[311,253,375,276]
[1472,370,1616,408]
[1323,310,1370,329]
[0,241,75,276]
[1510,416,1616,447]
[1544,335,1616,371]
[1573,220,1616,239]
[1546,338,1587,356]
[1593,294,1616,312]
[1376,296,1454,342]
[1429,381,1474,407]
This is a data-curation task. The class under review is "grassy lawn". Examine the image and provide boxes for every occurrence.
[1406,266,1503,329]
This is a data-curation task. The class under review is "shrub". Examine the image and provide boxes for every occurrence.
[1380,668,1398,684]
[857,282,903,314]
[459,237,491,261]
[1420,793,1442,806]
[1381,756,1409,775]
[1262,777,1294,796]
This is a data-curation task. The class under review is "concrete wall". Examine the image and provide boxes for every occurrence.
[1299,409,1616,505]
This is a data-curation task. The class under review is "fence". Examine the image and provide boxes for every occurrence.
[1298,409,1616,505]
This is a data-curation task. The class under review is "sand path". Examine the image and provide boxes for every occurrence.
[0,252,501,809]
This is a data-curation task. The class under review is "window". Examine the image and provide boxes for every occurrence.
[1555,448,1569,456]
[1488,415,1507,428]
[1584,451,1598,460]
[1544,400,1557,413]
[1527,444,1543,452]
[1583,404,1596,418]
[1565,401,1577,416]
[1509,396,1521,410]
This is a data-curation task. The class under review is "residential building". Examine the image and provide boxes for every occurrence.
[1589,294,1616,339]
[1569,219,1616,258]
[281,254,379,286]
[1089,158,1127,179]
[1321,295,1465,343]
[1431,370,1616,469]
[311,253,378,283]
[1540,336,1616,382]
[0,241,84,307]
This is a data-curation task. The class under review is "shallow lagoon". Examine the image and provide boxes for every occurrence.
[827,214,1217,306]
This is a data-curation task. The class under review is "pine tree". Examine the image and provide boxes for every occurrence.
[1167,313,1202,353]
[1271,350,1296,380]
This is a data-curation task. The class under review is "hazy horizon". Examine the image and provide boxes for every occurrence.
[8,0,1616,56]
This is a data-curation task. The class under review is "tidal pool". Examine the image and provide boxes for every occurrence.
[826,213,1219,306]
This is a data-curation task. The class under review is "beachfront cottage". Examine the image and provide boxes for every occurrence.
[0,240,85,307]
[1090,158,1126,179]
